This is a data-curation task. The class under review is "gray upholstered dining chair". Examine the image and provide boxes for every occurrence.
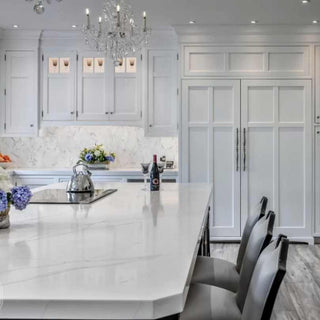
[179,234,288,320]
[192,196,269,292]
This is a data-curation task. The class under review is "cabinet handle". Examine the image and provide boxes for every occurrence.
[105,112,109,115]
[243,128,246,172]
[30,124,34,128]
[236,128,239,171]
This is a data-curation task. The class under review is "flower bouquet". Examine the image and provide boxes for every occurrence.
[79,144,116,170]
[0,187,32,229]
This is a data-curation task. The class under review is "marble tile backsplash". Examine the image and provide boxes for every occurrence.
[0,126,178,168]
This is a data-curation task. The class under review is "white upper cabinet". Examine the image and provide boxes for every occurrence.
[109,56,141,121]
[77,53,108,121]
[3,51,38,136]
[183,45,310,78]
[146,50,178,136]
[42,50,77,121]
[315,46,320,124]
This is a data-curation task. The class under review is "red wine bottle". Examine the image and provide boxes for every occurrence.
[150,154,160,191]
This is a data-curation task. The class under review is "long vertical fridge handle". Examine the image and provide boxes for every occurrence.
[236,128,239,171]
[243,128,246,172]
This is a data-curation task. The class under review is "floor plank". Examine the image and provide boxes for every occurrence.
[210,243,320,320]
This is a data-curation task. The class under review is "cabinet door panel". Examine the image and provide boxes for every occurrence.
[188,127,209,183]
[241,80,311,238]
[182,79,241,237]
[279,127,304,227]
[5,51,37,136]
[315,128,320,235]
[147,50,177,136]
[42,51,76,121]
[77,53,108,121]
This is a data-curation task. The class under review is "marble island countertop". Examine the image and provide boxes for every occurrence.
[7,167,179,177]
[0,182,212,319]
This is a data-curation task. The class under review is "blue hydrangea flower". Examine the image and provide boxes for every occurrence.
[105,155,115,162]
[0,190,8,212]
[11,186,32,211]
[85,153,93,162]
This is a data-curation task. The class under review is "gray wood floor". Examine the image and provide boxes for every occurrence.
[211,243,320,320]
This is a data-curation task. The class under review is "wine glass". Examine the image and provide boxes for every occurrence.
[140,163,150,191]
[157,163,165,186]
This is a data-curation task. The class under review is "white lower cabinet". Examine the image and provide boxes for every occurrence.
[181,79,312,240]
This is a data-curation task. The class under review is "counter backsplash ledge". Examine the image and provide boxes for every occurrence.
[0,126,178,169]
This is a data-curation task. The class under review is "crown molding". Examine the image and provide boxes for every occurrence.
[174,24,320,44]
[0,29,41,40]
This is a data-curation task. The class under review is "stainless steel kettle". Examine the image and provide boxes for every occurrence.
[66,163,95,193]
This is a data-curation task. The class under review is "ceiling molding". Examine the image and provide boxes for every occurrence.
[0,29,42,40]
[174,24,320,43]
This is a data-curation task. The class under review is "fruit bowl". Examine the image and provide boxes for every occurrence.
[0,162,12,169]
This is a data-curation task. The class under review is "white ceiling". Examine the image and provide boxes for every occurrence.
[0,0,319,30]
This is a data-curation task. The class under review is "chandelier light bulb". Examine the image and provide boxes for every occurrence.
[117,5,120,12]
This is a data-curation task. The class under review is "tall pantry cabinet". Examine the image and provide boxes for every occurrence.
[180,45,312,241]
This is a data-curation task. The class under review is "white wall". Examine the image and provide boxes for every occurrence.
[0,126,178,168]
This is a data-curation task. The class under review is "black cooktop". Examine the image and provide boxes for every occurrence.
[29,189,117,204]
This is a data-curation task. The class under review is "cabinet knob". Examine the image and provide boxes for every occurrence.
[317,131,320,134]
[30,124,34,127]
[110,112,113,115]
[70,111,74,115]
[149,124,152,127]
[317,116,320,120]
[105,112,109,115]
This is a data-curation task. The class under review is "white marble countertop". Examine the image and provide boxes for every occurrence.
[0,182,212,319]
[8,167,179,177]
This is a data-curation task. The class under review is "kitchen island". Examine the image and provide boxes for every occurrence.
[0,182,212,319]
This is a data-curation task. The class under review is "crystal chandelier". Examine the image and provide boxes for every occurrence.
[82,0,151,64]
[25,0,63,14]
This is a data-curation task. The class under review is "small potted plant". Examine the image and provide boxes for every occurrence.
[79,144,116,170]
[0,168,32,229]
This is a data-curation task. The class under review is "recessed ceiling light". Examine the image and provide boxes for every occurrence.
[313,20,319,24]
[72,25,77,28]
[189,20,196,24]
[251,20,258,24]
[301,0,310,4]
[12,24,19,28]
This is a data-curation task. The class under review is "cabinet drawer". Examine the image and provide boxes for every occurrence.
[14,176,57,189]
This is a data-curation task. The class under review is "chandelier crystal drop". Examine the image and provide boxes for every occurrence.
[82,0,151,65]
[26,0,63,15]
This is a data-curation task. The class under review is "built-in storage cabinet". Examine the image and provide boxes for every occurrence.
[3,51,38,136]
[315,127,320,235]
[77,53,108,121]
[183,46,310,78]
[110,56,141,121]
[181,79,312,240]
[315,46,320,123]
[241,80,312,238]
[146,50,178,136]
[181,80,241,237]
[42,51,77,121]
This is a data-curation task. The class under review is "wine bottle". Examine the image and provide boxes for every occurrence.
[150,154,160,191]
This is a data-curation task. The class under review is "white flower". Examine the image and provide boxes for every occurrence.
[0,168,13,192]
[94,150,101,157]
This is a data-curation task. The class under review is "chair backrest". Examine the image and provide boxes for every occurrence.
[236,211,275,311]
[236,196,268,272]
[241,235,289,320]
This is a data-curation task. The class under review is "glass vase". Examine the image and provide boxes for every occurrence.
[0,208,10,229]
